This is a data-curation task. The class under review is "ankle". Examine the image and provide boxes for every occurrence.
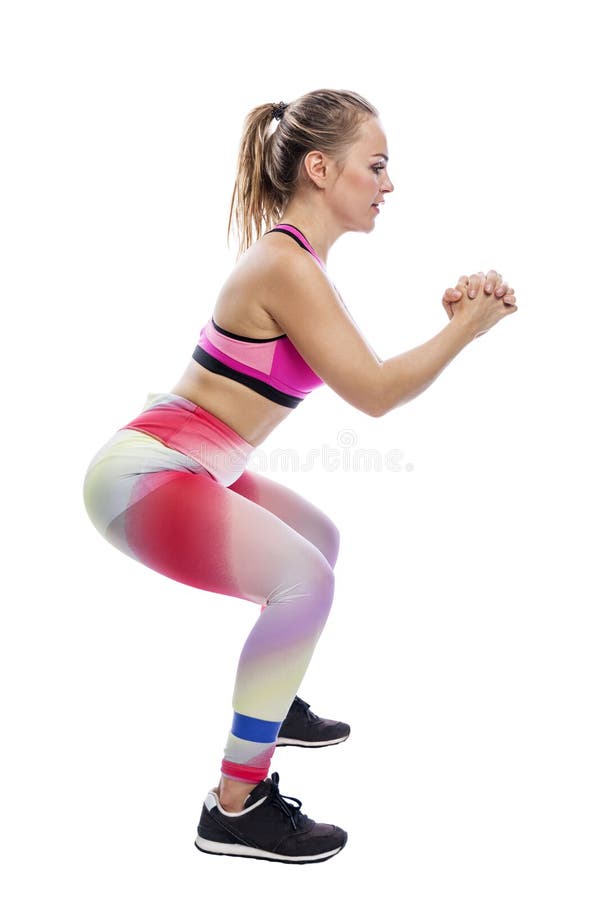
[217,782,252,813]
[218,796,245,813]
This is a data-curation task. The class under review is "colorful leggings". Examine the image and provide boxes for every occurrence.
[82,392,339,785]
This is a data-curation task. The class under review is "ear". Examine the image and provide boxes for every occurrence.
[302,150,332,189]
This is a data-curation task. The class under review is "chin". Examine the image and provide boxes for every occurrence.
[342,217,374,235]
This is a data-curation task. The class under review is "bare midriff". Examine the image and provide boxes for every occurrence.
[169,359,293,448]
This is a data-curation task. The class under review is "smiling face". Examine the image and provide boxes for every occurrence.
[326,115,394,232]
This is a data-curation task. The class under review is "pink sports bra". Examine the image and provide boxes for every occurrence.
[191,224,325,408]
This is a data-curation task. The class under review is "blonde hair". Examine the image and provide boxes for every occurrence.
[226,88,379,259]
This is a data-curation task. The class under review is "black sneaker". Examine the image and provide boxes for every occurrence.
[194,771,347,864]
[276,696,351,748]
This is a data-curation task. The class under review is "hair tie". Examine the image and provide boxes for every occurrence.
[271,101,287,121]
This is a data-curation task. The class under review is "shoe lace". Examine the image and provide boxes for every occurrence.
[268,772,307,831]
[294,696,319,722]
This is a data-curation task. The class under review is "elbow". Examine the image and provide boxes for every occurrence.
[346,366,388,417]
[351,395,383,417]
[369,367,387,417]
[367,393,386,418]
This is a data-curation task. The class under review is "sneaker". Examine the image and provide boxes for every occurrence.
[276,695,351,748]
[194,771,347,864]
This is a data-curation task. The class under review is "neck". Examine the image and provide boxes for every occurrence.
[278,198,344,266]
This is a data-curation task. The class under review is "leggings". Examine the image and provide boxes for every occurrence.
[82,392,339,785]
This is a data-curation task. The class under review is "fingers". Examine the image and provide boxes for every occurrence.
[464,270,515,303]
[467,272,484,298]
[483,272,516,303]
[469,270,500,297]
[448,277,469,301]
[483,270,499,290]
[442,288,457,319]
[446,272,518,318]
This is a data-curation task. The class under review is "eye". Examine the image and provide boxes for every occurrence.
[371,164,386,173]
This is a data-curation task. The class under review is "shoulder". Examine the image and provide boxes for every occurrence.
[235,232,329,313]
[247,230,321,273]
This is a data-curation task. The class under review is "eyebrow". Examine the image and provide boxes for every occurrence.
[372,153,389,161]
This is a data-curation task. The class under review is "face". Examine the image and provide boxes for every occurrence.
[327,116,394,232]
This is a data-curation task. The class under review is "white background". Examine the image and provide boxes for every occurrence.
[2,1,599,897]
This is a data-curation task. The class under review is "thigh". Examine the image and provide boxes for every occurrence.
[227,469,340,568]
[103,466,332,609]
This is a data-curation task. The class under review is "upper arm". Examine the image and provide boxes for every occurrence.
[264,254,382,416]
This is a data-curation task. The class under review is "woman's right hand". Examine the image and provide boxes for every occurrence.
[443,270,518,338]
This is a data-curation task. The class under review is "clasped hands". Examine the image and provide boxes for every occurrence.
[442,270,517,322]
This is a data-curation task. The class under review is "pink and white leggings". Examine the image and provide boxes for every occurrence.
[82,392,339,785]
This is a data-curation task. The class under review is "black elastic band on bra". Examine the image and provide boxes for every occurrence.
[192,345,302,409]
[211,317,285,342]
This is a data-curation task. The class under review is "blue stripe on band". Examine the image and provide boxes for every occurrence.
[231,711,281,744]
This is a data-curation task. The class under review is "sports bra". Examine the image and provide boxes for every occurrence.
[191,224,326,409]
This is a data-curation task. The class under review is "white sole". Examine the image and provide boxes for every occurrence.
[194,834,344,863]
[275,735,349,747]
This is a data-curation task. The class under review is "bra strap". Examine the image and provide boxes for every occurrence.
[265,224,325,269]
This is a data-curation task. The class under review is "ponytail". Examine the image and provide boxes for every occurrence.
[226,89,378,260]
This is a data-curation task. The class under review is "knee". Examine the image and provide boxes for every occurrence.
[306,550,336,618]
[271,547,335,618]
[314,515,340,569]
[326,521,341,569]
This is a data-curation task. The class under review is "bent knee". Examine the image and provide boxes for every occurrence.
[304,550,336,614]
[326,520,341,568]
[311,514,340,569]
[270,545,335,613]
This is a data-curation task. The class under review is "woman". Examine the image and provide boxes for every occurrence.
[82,88,518,866]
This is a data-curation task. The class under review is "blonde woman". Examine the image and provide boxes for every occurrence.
[83,88,517,865]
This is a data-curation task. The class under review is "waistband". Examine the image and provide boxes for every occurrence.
[119,392,255,486]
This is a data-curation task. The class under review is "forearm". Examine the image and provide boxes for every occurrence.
[376,317,474,416]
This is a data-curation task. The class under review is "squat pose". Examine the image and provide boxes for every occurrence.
[83,88,517,865]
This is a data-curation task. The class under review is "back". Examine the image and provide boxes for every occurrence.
[191,225,329,409]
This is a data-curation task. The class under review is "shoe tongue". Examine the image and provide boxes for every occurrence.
[244,777,272,808]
